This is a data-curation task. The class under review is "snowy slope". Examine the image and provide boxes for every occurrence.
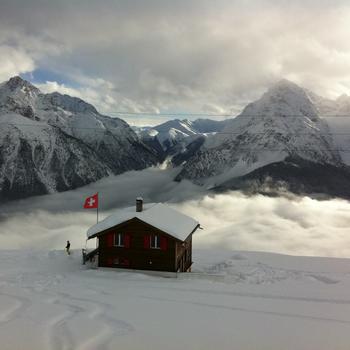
[0,164,349,349]
[309,91,350,117]
[0,76,159,199]
[0,76,41,120]
[0,248,349,350]
[308,91,350,165]
[176,80,350,196]
[0,113,110,199]
[138,119,199,152]
[136,118,230,154]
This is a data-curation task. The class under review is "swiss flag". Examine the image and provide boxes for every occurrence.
[83,193,98,209]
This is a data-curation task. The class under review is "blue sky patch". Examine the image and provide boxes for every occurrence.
[21,69,80,89]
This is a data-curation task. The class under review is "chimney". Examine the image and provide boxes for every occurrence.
[136,197,143,212]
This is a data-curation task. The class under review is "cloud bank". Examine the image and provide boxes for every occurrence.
[1,167,350,258]
[1,0,350,124]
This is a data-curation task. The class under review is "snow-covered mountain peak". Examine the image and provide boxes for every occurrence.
[154,118,196,135]
[335,94,350,114]
[0,76,42,120]
[0,77,100,123]
[176,80,342,187]
[309,91,350,117]
[215,80,323,143]
[0,76,40,98]
[0,76,160,200]
[1,76,41,101]
[39,92,98,114]
[5,76,40,93]
[244,79,319,120]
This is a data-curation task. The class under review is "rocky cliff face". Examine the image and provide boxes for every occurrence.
[175,80,350,198]
[0,76,159,200]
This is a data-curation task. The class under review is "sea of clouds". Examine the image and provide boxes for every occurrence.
[0,167,350,258]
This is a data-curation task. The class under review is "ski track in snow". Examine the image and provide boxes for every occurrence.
[0,250,349,349]
[19,285,134,350]
[136,284,350,306]
[47,308,77,350]
[50,291,134,350]
[0,262,134,349]
[0,291,32,324]
[138,295,350,325]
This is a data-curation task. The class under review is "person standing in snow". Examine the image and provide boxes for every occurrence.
[66,240,71,255]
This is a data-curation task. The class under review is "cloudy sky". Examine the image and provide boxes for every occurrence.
[1,0,350,125]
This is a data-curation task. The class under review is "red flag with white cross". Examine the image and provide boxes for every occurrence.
[83,193,98,209]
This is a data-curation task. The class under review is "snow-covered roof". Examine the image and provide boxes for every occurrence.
[87,203,199,241]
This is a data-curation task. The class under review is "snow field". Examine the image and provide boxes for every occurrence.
[0,249,349,349]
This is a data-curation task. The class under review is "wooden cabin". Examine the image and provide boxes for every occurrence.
[86,198,200,272]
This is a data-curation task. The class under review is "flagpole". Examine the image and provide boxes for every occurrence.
[97,192,99,224]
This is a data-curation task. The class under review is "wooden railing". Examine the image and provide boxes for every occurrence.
[82,248,99,264]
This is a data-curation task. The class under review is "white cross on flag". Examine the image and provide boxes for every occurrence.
[83,193,98,209]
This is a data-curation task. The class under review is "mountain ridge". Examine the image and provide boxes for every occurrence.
[174,79,350,198]
[0,76,159,200]
[3,76,350,200]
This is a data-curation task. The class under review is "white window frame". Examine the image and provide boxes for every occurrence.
[114,233,124,247]
[150,235,161,249]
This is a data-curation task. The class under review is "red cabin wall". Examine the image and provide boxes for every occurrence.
[97,218,179,272]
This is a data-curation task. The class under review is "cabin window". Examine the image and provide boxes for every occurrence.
[114,233,124,247]
[150,235,161,249]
